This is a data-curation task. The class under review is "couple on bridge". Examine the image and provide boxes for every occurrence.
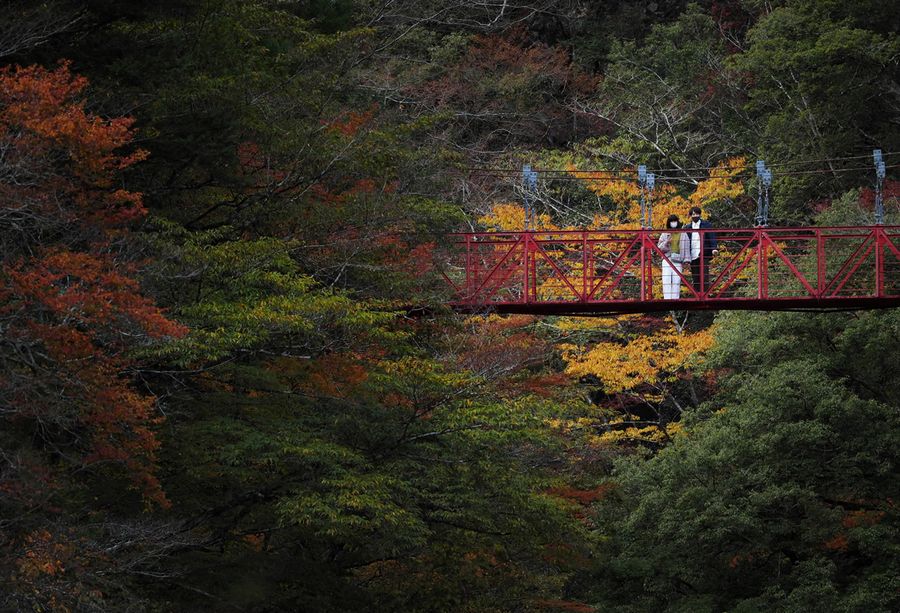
[657,206,719,299]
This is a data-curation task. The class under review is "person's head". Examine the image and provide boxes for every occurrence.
[689,206,702,222]
[666,214,680,229]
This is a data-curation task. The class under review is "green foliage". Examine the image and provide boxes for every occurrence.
[588,310,900,611]
[729,0,900,216]
[5,0,900,610]
[138,222,399,366]
[580,4,738,172]
[153,344,589,610]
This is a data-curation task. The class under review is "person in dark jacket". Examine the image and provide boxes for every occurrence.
[685,206,718,293]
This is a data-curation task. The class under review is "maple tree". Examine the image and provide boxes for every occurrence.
[2,1,898,610]
[0,62,185,610]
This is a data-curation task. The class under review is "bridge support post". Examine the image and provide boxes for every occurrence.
[581,231,588,300]
[816,229,825,298]
[874,150,886,225]
[757,231,768,299]
[876,227,884,297]
[522,233,530,304]
[465,234,472,300]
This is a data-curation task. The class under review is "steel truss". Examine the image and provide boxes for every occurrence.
[438,226,900,315]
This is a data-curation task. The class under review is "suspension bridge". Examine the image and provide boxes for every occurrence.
[437,151,900,315]
[438,226,900,315]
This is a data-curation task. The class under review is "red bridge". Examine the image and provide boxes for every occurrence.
[438,226,900,315]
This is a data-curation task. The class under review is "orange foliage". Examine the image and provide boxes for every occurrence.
[821,509,885,552]
[546,483,615,505]
[0,62,183,508]
[8,250,185,340]
[0,61,148,226]
[301,352,369,398]
[479,202,557,231]
[728,551,755,568]
[16,530,71,580]
[242,533,266,552]
[324,105,378,137]
[823,533,849,552]
[842,509,885,528]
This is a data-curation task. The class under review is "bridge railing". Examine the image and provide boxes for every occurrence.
[435,226,900,313]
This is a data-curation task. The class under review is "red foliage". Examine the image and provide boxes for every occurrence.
[421,28,592,107]
[406,241,436,278]
[324,105,378,137]
[519,372,571,398]
[0,61,148,227]
[301,352,369,398]
[728,551,755,568]
[859,179,900,210]
[236,140,290,186]
[413,29,601,147]
[822,533,849,552]
[546,484,615,506]
[0,62,184,508]
[811,198,832,213]
[821,507,886,552]
[314,177,380,201]
[711,0,753,53]
[455,324,549,382]
[842,509,885,528]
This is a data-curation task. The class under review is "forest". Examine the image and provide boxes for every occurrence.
[1,1,899,611]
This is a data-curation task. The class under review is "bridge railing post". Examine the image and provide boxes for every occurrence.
[757,229,767,299]
[530,233,538,302]
[699,228,705,300]
[465,234,472,301]
[582,231,588,301]
[876,227,884,297]
[639,230,647,301]
[522,232,529,304]
[816,228,825,298]
[643,229,657,301]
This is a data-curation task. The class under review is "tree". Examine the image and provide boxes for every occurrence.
[729,0,900,217]
[0,62,187,611]
[586,309,900,611]
[574,5,747,178]
[16,4,596,610]
[473,159,741,450]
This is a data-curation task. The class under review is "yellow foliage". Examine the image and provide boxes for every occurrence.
[551,315,639,332]
[570,157,746,230]
[690,157,746,208]
[479,160,737,449]
[581,173,639,209]
[478,202,557,231]
[562,325,715,397]
[590,421,683,446]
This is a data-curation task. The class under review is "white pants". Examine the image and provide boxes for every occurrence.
[662,260,683,299]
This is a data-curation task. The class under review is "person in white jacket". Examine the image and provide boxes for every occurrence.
[657,214,690,299]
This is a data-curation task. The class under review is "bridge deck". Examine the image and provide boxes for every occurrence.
[438,226,900,315]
